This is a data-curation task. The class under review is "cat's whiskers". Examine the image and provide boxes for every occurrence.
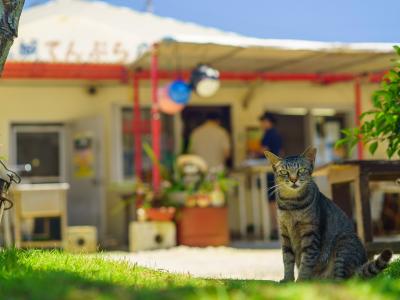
[267,183,283,191]
[267,183,284,197]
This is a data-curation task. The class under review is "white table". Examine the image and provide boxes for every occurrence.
[232,164,273,240]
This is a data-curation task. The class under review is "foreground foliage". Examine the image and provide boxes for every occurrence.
[1,249,400,299]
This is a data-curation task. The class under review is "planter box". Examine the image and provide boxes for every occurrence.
[129,221,176,252]
[65,226,98,253]
[176,207,229,247]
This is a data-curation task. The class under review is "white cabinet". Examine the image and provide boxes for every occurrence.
[12,183,69,248]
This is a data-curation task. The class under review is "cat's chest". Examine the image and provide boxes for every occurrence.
[279,210,314,240]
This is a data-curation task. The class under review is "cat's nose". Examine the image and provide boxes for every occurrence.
[289,176,298,183]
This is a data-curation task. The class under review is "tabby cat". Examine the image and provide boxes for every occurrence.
[264,147,392,281]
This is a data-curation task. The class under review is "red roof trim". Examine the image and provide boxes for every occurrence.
[2,62,129,82]
[2,62,384,84]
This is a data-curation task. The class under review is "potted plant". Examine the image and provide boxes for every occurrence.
[336,46,400,158]
[174,170,237,247]
[138,143,180,221]
[142,143,238,246]
[197,171,237,207]
[109,179,153,219]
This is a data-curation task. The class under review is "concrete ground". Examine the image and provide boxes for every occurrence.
[105,246,283,281]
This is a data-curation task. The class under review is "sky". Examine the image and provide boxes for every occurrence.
[24,0,400,43]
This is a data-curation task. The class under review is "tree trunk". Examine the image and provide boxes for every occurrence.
[0,0,25,75]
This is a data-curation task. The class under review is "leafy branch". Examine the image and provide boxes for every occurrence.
[336,46,400,158]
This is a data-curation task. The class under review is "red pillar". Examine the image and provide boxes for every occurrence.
[133,74,142,179]
[354,79,363,159]
[151,44,161,191]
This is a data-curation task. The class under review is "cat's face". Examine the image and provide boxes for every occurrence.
[264,147,316,199]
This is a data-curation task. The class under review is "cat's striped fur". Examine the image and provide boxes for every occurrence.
[265,147,392,281]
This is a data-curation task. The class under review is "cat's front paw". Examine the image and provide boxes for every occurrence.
[279,277,294,283]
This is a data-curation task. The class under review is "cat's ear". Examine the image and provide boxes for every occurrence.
[301,146,317,167]
[264,151,282,167]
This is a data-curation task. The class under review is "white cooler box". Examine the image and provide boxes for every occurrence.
[129,221,176,252]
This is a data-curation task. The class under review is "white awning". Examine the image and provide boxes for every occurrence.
[131,37,397,75]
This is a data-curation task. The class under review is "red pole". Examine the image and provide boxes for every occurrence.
[354,79,363,159]
[133,74,142,179]
[151,44,161,192]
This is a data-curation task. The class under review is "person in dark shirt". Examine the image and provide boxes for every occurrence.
[259,112,283,240]
[259,112,282,159]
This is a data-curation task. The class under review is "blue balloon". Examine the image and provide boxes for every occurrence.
[168,80,191,104]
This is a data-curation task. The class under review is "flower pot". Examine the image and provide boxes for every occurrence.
[176,207,229,247]
[145,207,176,222]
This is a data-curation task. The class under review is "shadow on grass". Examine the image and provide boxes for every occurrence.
[0,271,280,300]
[0,267,210,300]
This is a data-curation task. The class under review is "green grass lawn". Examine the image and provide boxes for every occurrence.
[1,249,400,300]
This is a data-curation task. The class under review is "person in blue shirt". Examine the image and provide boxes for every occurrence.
[259,112,283,240]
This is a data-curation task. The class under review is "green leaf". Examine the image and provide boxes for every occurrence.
[360,110,378,119]
[350,138,359,150]
[142,142,169,181]
[387,147,396,158]
[369,141,378,155]
[341,128,352,136]
[386,70,400,82]
[335,139,347,148]
[394,45,400,56]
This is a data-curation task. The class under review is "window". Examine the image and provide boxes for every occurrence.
[121,108,174,180]
[11,125,65,183]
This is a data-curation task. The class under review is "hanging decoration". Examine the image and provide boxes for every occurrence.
[168,79,191,104]
[190,64,220,98]
[158,85,184,115]
[157,65,220,115]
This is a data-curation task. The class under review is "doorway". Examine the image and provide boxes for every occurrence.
[180,105,233,167]
[272,114,307,156]
[67,116,105,240]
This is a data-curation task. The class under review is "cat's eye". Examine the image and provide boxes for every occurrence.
[278,170,289,176]
[298,168,308,175]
